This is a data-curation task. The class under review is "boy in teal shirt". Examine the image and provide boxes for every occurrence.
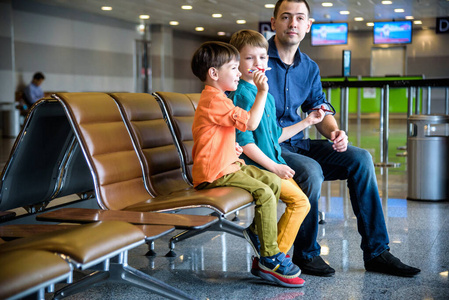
[229,29,325,276]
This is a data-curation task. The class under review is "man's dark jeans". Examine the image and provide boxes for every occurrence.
[281,140,389,262]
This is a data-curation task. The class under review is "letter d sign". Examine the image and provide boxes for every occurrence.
[436,17,449,34]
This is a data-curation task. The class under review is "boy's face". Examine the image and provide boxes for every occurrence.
[215,58,241,92]
[238,45,268,83]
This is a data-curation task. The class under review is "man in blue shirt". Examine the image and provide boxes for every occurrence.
[266,0,420,277]
[23,72,45,106]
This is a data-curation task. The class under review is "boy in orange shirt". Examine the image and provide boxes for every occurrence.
[191,41,304,287]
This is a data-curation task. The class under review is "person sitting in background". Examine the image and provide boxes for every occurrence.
[23,72,45,106]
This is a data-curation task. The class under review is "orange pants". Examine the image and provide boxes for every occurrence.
[277,178,311,254]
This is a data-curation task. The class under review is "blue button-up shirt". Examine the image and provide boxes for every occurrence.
[229,79,286,170]
[23,83,44,105]
[267,36,328,151]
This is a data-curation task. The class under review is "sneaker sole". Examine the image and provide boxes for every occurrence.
[243,230,260,258]
[259,269,305,288]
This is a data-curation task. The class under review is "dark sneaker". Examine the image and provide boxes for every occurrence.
[259,252,304,288]
[243,227,260,258]
[365,250,421,277]
[293,255,335,277]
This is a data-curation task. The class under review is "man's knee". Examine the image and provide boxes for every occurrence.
[350,147,375,171]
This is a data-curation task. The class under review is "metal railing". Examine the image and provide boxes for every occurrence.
[321,78,449,167]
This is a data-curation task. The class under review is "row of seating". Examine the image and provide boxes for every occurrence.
[0,91,255,299]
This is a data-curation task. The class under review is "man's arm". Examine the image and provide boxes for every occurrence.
[242,143,295,179]
[315,115,348,152]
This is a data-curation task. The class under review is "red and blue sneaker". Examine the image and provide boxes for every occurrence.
[258,252,305,288]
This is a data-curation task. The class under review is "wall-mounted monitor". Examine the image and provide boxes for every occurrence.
[373,21,412,44]
[311,23,348,46]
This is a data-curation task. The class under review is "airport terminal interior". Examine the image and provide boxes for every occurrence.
[1,0,449,299]
[1,117,449,299]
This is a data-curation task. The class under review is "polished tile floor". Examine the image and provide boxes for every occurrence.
[1,118,449,299]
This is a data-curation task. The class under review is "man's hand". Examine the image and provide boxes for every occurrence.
[235,142,243,157]
[330,130,348,152]
[272,164,295,180]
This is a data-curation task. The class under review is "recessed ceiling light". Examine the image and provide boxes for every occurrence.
[354,17,364,21]
[366,22,374,26]
[212,14,222,18]
[310,18,315,22]
[236,19,247,24]
[139,15,150,20]
[217,31,226,36]
[101,6,112,11]
[414,20,422,24]
[195,27,204,31]
[181,5,193,10]
[169,21,179,26]
[405,16,414,20]
[381,1,392,4]
[264,4,275,9]
[394,8,405,13]
[322,2,333,7]
[340,11,350,15]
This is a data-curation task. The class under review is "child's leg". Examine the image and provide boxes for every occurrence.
[277,178,311,254]
[198,166,281,257]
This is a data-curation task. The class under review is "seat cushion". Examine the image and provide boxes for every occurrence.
[0,249,71,299]
[124,186,253,214]
[0,221,144,265]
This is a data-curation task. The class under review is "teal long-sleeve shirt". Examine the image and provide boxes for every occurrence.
[229,79,286,170]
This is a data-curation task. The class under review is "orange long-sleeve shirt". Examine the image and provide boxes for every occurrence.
[192,85,250,187]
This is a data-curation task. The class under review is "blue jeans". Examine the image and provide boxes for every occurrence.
[281,140,389,262]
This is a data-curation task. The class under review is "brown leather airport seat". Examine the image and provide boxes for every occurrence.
[0,98,93,213]
[52,92,218,255]
[0,221,193,300]
[0,249,71,300]
[111,93,253,256]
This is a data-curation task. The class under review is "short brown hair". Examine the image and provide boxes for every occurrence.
[229,29,268,52]
[273,0,310,19]
[191,41,239,82]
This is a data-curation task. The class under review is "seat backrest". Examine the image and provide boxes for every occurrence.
[53,92,151,210]
[110,93,191,196]
[153,92,200,185]
[0,99,93,212]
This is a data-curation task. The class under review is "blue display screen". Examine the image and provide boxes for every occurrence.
[373,21,412,44]
[311,23,348,46]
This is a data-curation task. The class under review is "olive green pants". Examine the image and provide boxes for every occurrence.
[197,165,281,257]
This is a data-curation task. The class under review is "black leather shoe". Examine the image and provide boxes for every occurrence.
[293,256,335,277]
[365,250,421,277]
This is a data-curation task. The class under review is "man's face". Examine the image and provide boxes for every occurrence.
[34,79,44,86]
[271,1,312,47]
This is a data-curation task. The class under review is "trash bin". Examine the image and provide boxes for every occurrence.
[407,114,449,201]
